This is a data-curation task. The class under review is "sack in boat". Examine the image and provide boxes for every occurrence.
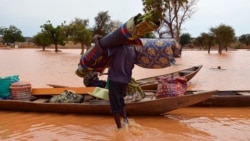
[125,78,145,102]
[49,90,83,103]
[156,76,187,98]
[0,75,19,99]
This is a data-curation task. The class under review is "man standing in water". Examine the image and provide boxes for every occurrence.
[106,45,137,129]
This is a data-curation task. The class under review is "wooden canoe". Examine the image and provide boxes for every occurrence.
[191,90,250,107]
[137,65,203,90]
[0,88,216,116]
[47,65,202,90]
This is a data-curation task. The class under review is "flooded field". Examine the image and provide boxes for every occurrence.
[0,48,250,141]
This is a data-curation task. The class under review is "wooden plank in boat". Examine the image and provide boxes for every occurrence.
[32,87,95,95]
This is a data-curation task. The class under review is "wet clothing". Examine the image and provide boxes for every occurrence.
[108,80,127,113]
[107,46,137,83]
[107,46,137,114]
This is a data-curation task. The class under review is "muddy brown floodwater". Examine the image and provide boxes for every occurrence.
[0,48,250,141]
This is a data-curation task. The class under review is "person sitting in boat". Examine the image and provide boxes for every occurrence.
[83,71,106,88]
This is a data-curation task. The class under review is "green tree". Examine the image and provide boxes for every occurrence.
[93,11,113,36]
[200,32,215,54]
[142,0,197,43]
[32,32,52,51]
[238,34,250,46]
[210,24,235,54]
[193,36,203,50]
[180,33,191,47]
[194,32,215,53]
[40,21,67,52]
[65,18,92,55]
[0,25,25,45]
[142,0,166,19]
[179,33,191,56]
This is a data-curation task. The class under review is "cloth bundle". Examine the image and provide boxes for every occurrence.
[135,38,180,68]
[125,78,145,102]
[76,37,180,78]
[49,90,83,103]
[156,76,187,99]
[0,75,19,99]
[88,78,145,102]
[76,11,161,77]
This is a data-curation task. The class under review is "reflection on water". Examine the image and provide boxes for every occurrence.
[1,49,250,140]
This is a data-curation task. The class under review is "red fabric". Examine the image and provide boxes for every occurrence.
[156,76,187,98]
[80,46,111,73]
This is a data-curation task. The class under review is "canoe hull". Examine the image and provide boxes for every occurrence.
[192,90,250,107]
[0,90,216,116]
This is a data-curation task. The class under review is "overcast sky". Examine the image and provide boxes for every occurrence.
[0,0,249,37]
